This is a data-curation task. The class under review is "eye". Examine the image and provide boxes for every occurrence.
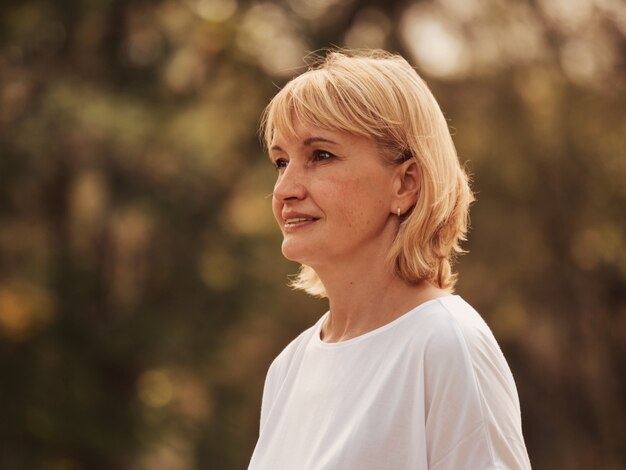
[273,158,288,170]
[312,150,335,162]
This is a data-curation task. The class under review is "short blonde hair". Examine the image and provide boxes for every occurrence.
[261,49,474,297]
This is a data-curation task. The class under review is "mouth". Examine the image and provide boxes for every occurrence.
[284,217,319,228]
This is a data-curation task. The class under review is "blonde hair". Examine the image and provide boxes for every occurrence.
[260,49,474,297]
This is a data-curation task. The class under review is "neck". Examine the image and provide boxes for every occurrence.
[313,253,451,343]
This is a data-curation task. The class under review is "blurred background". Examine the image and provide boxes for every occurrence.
[1,0,625,468]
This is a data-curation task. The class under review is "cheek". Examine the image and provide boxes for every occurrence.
[326,176,385,225]
[271,198,282,226]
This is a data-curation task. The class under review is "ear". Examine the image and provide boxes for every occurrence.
[391,159,420,215]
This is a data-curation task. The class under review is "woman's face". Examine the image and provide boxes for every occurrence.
[270,119,398,268]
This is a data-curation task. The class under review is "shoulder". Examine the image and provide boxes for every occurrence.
[420,297,530,468]
[416,296,518,406]
[265,314,325,383]
[417,296,503,362]
[259,316,323,418]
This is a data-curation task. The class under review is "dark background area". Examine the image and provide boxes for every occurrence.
[1,0,625,468]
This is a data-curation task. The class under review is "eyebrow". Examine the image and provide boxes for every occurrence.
[270,136,338,153]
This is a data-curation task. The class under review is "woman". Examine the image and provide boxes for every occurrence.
[248,49,531,470]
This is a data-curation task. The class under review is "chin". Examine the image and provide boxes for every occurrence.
[281,241,318,265]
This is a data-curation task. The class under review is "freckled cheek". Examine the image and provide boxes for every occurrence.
[325,179,375,226]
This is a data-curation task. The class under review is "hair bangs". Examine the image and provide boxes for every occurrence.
[262,69,390,151]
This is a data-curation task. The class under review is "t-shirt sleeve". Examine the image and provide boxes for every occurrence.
[422,310,531,470]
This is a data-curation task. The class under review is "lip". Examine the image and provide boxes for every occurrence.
[281,210,320,231]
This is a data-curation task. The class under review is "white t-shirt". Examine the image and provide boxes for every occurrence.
[248,295,531,470]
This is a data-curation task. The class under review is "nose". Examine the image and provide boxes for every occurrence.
[273,162,307,202]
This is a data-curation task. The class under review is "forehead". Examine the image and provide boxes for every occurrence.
[270,118,338,147]
[267,105,384,157]
[266,104,352,148]
[269,120,392,168]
